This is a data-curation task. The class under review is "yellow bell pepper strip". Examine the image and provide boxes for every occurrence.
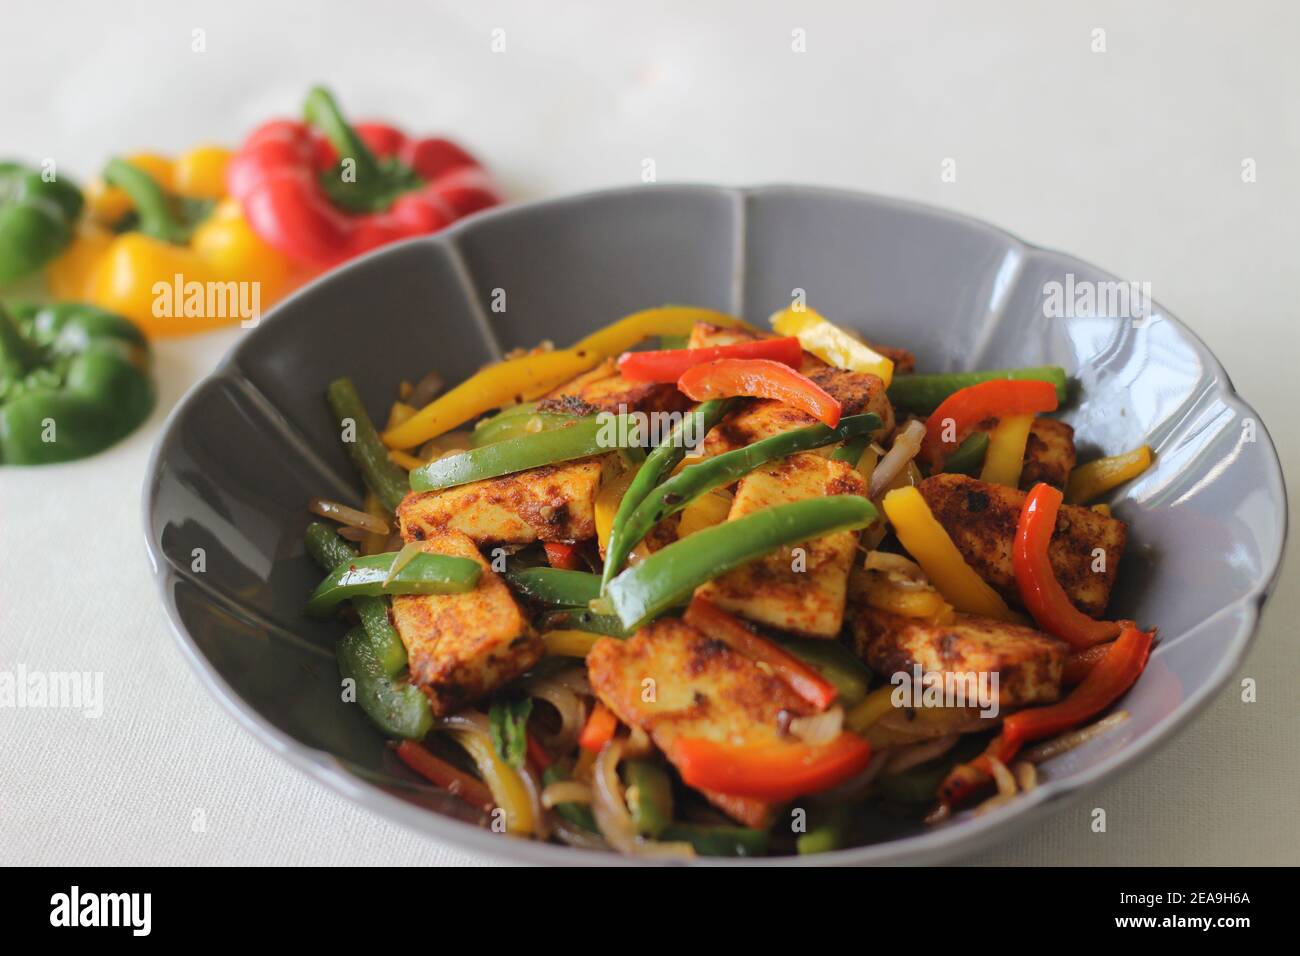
[881,486,1019,622]
[1065,445,1154,504]
[676,487,732,538]
[382,307,755,450]
[595,462,638,555]
[571,305,755,359]
[448,726,537,835]
[382,349,595,449]
[541,629,600,658]
[979,413,1035,487]
[770,305,894,386]
[49,152,299,338]
[846,686,898,734]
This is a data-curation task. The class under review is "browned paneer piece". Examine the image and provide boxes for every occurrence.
[542,356,691,416]
[397,455,616,548]
[695,453,867,637]
[965,417,1077,489]
[701,365,895,457]
[390,531,542,716]
[917,473,1126,619]
[587,619,810,828]
[849,607,1068,709]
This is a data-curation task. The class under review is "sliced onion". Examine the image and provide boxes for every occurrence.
[1013,760,1038,793]
[882,734,959,776]
[407,369,445,408]
[382,540,425,587]
[518,763,549,841]
[868,419,926,499]
[551,817,608,851]
[788,706,844,746]
[337,526,368,542]
[1023,710,1129,764]
[308,497,389,536]
[590,740,694,860]
[542,780,593,808]
[521,675,586,751]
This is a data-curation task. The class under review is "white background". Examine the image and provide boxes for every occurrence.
[1,0,1296,865]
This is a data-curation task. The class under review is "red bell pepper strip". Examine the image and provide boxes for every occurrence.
[677,358,842,428]
[578,702,619,753]
[672,732,873,801]
[1001,624,1155,752]
[938,624,1155,808]
[1062,643,1113,685]
[227,86,502,269]
[543,541,586,571]
[684,597,838,712]
[1013,482,1120,648]
[922,379,1059,466]
[617,336,803,383]
[395,740,495,811]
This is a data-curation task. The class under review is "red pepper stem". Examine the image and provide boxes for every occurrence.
[102,158,186,244]
[303,85,386,186]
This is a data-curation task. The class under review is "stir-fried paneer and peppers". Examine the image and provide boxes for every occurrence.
[303,305,1157,857]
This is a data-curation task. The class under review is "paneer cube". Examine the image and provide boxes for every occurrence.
[586,619,808,827]
[543,356,691,416]
[397,455,615,548]
[917,473,1126,618]
[695,453,867,637]
[390,531,542,716]
[849,606,1067,709]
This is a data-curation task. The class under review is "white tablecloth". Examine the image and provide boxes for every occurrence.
[2,0,1296,866]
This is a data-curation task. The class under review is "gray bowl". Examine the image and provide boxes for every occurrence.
[143,185,1287,865]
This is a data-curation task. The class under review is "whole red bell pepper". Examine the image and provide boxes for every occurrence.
[617,336,803,383]
[1013,482,1120,648]
[922,379,1059,466]
[677,358,842,427]
[227,86,502,268]
[672,732,872,801]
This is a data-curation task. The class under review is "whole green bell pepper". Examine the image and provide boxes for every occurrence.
[0,162,83,286]
[0,302,154,465]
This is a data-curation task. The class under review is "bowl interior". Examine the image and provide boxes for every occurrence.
[145,185,1286,864]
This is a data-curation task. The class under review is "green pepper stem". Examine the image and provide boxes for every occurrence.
[102,158,187,244]
[0,305,39,379]
[304,86,386,188]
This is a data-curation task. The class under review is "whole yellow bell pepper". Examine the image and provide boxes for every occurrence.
[48,147,301,338]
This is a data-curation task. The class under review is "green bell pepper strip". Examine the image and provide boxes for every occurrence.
[658,823,770,857]
[796,805,851,855]
[542,764,598,832]
[831,432,873,465]
[327,377,410,512]
[600,399,732,593]
[410,414,638,492]
[505,567,602,606]
[538,607,632,638]
[304,522,407,673]
[613,412,882,576]
[336,625,433,740]
[305,549,481,617]
[470,402,577,447]
[606,495,877,631]
[622,758,673,838]
[303,523,431,739]
[0,303,154,465]
[776,637,872,707]
[0,161,83,285]
[941,431,990,476]
[886,366,1068,415]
